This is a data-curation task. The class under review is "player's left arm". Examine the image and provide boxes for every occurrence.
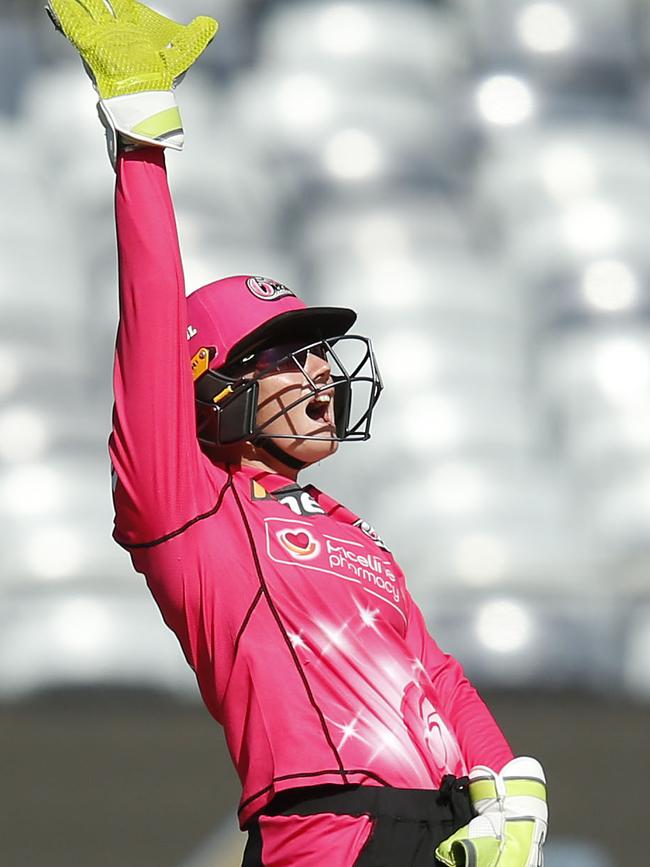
[404,596,548,866]
[404,593,513,771]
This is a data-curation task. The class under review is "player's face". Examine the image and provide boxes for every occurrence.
[254,344,339,465]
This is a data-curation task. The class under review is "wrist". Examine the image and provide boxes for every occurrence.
[470,756,547,810]
[98,91,184,168]
[436,757,548,867]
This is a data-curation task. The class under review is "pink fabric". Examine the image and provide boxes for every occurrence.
[186,275,308,370]
[258,813,373,866]
[110,149,514,830]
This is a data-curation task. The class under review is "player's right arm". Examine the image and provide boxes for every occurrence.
[45,0,219,545]
[110,147,220,546]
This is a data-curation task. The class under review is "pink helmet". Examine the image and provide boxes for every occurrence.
[186,275,356,369]
[188,275,382,455]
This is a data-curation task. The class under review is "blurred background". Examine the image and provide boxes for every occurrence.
[1,0,649,865]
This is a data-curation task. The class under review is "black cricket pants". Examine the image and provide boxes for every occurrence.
[242,776,474,867]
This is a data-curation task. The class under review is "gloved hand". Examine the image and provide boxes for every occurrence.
[436,757,547,867]
[46,0,218,162]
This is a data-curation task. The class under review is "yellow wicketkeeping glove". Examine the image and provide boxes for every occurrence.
[436,757,548,867]
[46,0,218,162]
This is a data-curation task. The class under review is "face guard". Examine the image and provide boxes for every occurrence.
[193,334,383,450]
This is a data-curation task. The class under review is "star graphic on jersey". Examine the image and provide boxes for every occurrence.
[287,630,310,652]
[316,619,351,656]
[354,599,382,635]
[327,710,369,751]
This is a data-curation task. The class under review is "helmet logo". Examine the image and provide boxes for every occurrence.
[247,276,296,302]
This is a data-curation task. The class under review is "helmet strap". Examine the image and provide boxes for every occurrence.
[254,436,308,472]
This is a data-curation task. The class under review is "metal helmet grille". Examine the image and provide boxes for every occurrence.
[194,334,383,447]
[251,334,383,443]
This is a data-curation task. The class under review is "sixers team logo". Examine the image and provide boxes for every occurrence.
[276,528,321,560]
[246,276,296,302]
[400,680,466,779]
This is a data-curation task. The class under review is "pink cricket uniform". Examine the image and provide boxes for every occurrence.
[109,149,513,851]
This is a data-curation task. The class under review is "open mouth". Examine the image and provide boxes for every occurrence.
[305,392,333,423]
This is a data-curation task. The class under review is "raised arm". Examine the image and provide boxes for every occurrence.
[110,148,219,545]
[46,0,219,544]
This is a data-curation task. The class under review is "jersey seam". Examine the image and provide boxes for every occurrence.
[238,768,392,817]
[114,474,233,550]
[229,475,348,783]
[233,587,264,659]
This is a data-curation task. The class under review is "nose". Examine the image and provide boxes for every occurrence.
[305,349,332,382]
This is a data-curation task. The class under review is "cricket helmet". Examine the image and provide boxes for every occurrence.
[187,275,383,459]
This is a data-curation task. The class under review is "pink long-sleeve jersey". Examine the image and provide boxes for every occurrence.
[109,149,513,829]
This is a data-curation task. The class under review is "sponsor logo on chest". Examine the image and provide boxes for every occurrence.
[265,517,405,623]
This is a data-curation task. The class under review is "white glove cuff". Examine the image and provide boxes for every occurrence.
[97,91,184,167]
[470,757,548,825]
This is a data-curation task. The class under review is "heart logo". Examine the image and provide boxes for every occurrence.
[277,528,321,561]
[285,532,310,550]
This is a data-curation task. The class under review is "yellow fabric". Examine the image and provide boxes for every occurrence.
[469,778,499,803]
[503,779,547,800]
[437,759,547,867]
[131,106,182,139]
[437,833,499,867]
[471,777,545,802]
[436,819,537,867]
[47,0,218,99]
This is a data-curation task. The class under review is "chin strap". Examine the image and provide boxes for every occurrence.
[254,437,308,472]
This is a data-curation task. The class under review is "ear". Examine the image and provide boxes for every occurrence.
[195,372,259,445]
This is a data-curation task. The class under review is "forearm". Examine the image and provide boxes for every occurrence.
[111,147,214,544]
[429,653,514,772]
[114,147,185,356]
[405,596,513,772]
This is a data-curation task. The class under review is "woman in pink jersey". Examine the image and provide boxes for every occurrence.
[47,2,548,865]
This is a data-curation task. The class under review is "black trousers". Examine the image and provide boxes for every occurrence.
[242,776,474,867]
